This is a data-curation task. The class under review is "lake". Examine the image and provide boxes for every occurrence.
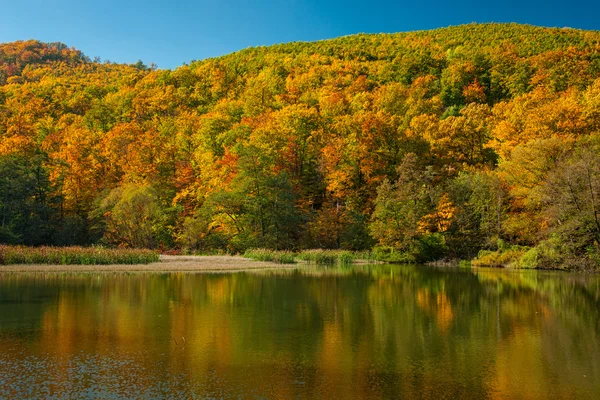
[0,265,599,399]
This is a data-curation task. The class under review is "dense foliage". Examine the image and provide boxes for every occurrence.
[1,24,600,269]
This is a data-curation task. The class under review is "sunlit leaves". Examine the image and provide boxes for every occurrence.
[1,25,600,256]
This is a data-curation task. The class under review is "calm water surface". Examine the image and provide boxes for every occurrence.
[0,265,599,399]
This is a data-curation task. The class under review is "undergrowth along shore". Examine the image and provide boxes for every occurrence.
[0,245,160,265]
[243,243,600,271]
[243,248,378,265]
[2,243,596,270]
[471,239,600,271]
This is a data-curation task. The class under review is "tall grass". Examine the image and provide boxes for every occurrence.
[0,245,160,265]
[296,249,361,265]
[336,251,354,265]
[243,249,296,264]
[352,250,379,263]
[244,248,382,265]
[296,249,336,264]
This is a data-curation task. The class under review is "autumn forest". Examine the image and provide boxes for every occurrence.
[1,23,600,269]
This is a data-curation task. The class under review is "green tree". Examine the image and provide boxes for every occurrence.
[541,140,600,255]
[0,154,54,245]
[93,184,172,248]
[369,153,431,250]
[448,170,507,256]
[233,146,302,250]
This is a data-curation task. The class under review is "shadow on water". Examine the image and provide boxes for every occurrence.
[0,264,599,399]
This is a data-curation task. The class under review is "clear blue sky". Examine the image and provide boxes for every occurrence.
[1,0,598,69]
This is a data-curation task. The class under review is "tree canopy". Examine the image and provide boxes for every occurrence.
[1,23,600,268]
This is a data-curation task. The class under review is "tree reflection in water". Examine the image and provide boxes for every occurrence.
[0,265,598,399]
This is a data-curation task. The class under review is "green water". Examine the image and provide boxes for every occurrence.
[0,265,599,399]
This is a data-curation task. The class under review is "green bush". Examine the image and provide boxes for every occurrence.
[372,246,417,263]
[516,248,540,269]
[472,244,529,267]
[586,245,600,269]
[416,233,447,262]
[515,238,567,269]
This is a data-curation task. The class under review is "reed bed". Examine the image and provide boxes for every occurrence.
[243,249,296,264]
[0,245,160,265]
[243,248,380,265]
[296,249,361,265]
[296,249,334,264]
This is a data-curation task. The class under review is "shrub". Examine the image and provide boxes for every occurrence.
[416,233,447,262]
[472,244,529,267]
[515,238,568,269]
[372,246,417,263]
[516,248,540,269]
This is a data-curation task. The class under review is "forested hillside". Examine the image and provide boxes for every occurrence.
[2,24,600,268]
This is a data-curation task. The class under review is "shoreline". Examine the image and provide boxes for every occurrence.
[1,255,595,273]
[0,255,299,272]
